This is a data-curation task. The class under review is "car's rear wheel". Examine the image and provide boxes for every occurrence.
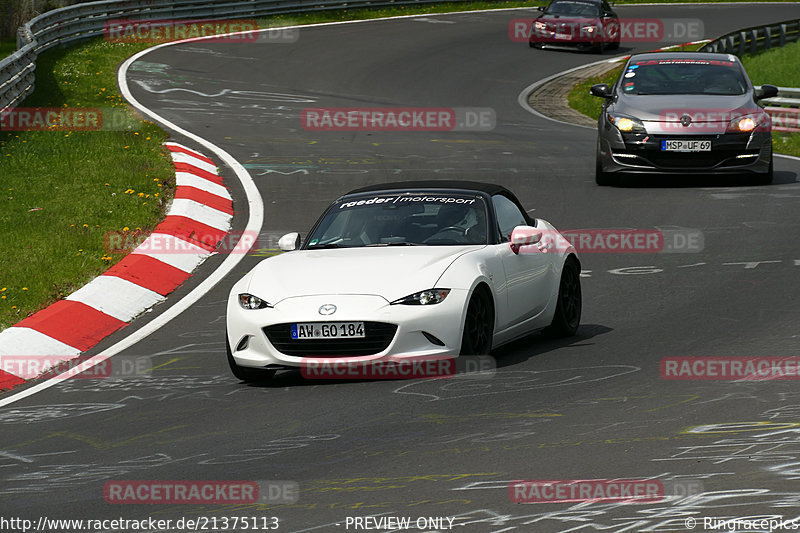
[226,334,276,382]
[544,258,582,337]
[460,288,493,355]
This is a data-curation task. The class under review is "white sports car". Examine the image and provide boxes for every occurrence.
[226,181,581,382]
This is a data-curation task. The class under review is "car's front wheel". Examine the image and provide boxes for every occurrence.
[460,288,493,355]
[544,258,582,337]
[595,150,616,186]
[753,153,774,185]
[226,334,276,382]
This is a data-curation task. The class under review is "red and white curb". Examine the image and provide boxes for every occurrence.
[0,142,232,390]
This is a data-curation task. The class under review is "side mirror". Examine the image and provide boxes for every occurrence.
[537,5,545,11]
[756,84,778,101]
[509,226,542,254]
[590,83,613,99]
[278,232,300,251]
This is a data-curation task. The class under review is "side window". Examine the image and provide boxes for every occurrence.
[492,195,527,242]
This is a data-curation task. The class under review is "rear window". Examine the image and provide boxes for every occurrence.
[619,58,747,96]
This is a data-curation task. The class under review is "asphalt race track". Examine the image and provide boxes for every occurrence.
[3,4,800,532]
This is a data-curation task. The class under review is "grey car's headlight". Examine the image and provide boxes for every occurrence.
[607,112,646,133]
[391,289,451,306]
[726,113,767,133]
[238,293,272,310]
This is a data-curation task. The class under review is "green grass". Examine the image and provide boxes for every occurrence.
[567,42,800,157]
[567,65,624,124]
[741,39,800,88]
[0,40,175,330]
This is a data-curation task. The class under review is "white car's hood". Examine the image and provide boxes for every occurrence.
[246,246,481,304]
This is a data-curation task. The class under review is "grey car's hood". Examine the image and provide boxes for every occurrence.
[611,93,764,133]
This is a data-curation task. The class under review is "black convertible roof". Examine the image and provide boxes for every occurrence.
[346,180,515,198]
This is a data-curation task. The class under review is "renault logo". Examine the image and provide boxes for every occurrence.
[318,304,337,315]
[680,114,692,127]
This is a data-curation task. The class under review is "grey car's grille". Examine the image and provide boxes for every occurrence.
[617,134,760,169]
[263,322,397,357]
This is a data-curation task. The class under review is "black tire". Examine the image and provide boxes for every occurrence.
[544,258,582,337]
[460,288,493,355]
[752,154,773,185]
[226,334,276,383]
[607,40,620,50]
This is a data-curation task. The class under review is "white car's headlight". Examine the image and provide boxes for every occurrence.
[391,289,451,306]
[238,293,272,310]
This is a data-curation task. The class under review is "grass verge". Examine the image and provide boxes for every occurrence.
[0,40,175,330]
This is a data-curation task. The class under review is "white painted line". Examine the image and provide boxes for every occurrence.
[170,151,219,174]
[0,327,81,358]
[176,171,231,199]
[168,198,232,232]
[165,141,211,161]
[66,276,165,323]
[131,233,211,273]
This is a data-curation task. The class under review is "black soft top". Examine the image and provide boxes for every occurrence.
[346,180,515,198]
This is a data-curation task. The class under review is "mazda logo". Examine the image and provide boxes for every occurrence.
[318,304,337,315]
[680,114,692,127]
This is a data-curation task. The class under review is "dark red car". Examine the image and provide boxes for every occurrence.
[529,0,620,53]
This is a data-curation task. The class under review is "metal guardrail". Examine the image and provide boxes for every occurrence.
[699,19,800,56]
[0,0,477,110]
[755,86,800,132]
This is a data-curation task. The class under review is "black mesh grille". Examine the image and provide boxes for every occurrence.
[263,322,397,357]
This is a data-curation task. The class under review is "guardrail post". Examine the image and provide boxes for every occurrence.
[780,23,786,47]
[764,26,771,51]
[750,29,758,54]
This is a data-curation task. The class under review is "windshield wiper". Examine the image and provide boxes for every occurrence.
[308,242,345,249]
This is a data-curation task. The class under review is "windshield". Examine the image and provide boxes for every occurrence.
[546,1,600,16]
[620,58,748,96]
[305,193,489,248]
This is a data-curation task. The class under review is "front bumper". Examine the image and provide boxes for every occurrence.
[226,292,470,369]
[598,129,772,175]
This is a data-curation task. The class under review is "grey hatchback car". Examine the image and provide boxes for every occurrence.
[591,52,778,185]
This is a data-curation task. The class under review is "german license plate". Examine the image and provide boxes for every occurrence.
[291,322,365,339]
[661,140,711,152]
